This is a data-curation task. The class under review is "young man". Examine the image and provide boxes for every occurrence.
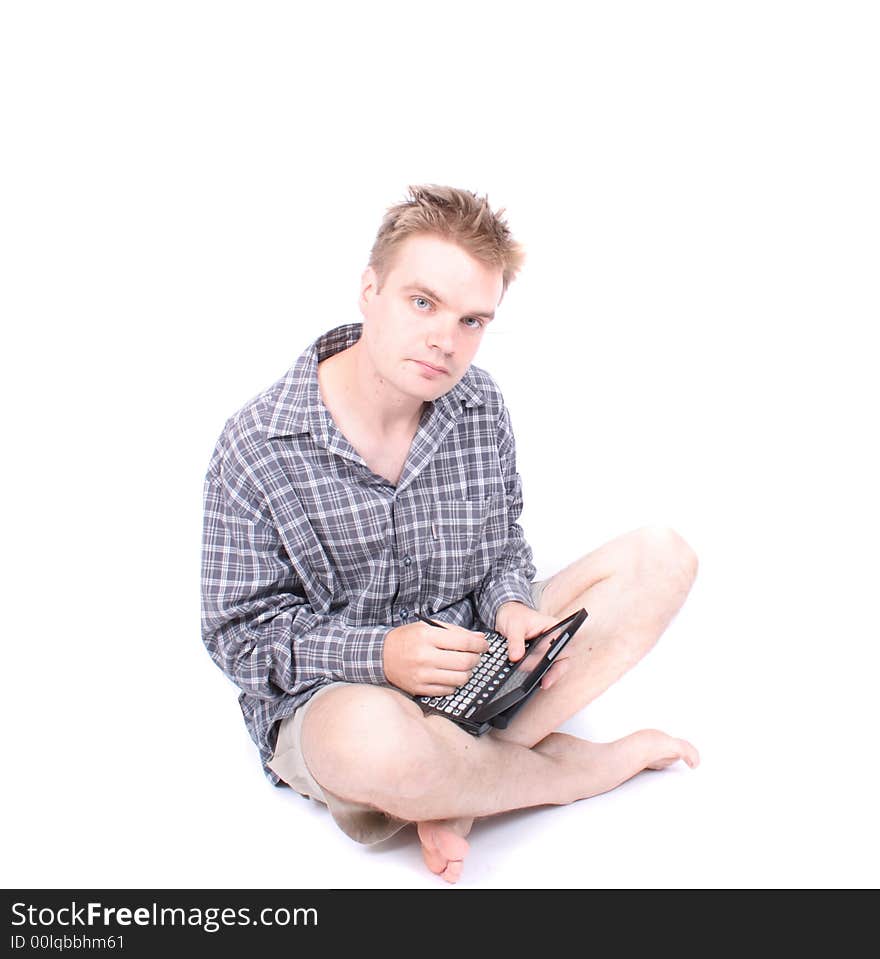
[201,185,699,883]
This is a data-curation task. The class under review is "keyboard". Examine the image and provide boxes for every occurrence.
[417,630,514,720]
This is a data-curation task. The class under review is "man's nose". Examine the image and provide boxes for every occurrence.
[426,314,458,355]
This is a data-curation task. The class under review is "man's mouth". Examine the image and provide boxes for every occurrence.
[413,360,449,375]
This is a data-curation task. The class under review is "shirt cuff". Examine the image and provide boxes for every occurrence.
[474,574,536,630]
[333,623,390,685]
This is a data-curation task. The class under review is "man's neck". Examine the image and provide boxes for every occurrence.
[319,340,424,439]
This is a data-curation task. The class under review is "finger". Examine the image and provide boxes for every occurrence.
[540,658,568,690]
[525,617,561,640]
[506,632,526,662]
[435,649,484,672]
[438,627,490,654]
[426,668,473,690]
[417,683,460,698]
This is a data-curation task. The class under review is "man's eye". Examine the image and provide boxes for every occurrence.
[462,317,483,329]
[413,297,431,310]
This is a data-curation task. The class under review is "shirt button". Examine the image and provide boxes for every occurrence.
[403,555,412,566]
[399,608,409,621]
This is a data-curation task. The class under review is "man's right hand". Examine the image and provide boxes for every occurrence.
[383,621,490,697]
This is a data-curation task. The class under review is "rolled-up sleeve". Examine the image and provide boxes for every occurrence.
[473,402,537,627]
[201,469,388,702]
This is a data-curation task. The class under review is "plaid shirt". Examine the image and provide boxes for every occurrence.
[201,323,536,783]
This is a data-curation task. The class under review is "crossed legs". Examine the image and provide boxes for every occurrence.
[301,526,700,882]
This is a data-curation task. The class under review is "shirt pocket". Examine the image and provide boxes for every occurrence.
[428,495,495,595]
[469,493,509,584]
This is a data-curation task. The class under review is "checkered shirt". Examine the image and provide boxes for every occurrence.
[201,323,537,783]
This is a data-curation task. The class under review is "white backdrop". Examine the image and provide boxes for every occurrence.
[3,1,878,889]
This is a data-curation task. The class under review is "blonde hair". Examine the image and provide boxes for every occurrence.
[368,184,526,297]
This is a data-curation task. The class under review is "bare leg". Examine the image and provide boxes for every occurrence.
[421,526,699,878]
[302,691,568,823]
[302,684,698,824]
[496,525,699,749]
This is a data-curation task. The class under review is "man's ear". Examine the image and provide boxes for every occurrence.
[359,265,380,313]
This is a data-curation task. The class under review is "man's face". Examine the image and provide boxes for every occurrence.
[358,233,504,403]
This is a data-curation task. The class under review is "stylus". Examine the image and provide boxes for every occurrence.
[417,612,447,629]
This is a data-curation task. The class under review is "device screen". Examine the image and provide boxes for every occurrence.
[495,613,580,696]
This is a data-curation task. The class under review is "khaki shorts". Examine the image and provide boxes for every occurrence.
[268,579,548,845]
[268,681,411,844]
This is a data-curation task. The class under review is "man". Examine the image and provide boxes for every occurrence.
[201,185,699,883]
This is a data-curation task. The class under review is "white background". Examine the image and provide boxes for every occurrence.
[2,1,878,889]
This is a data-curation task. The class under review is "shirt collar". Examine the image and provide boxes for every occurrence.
[265,323,485,440]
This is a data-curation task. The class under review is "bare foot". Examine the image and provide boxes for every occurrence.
[417,817,474,884]
[639,729,700,769]
[533,729,699,802]
[415,730,697,880]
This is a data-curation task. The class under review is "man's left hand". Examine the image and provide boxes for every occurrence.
[494,601,566,688]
